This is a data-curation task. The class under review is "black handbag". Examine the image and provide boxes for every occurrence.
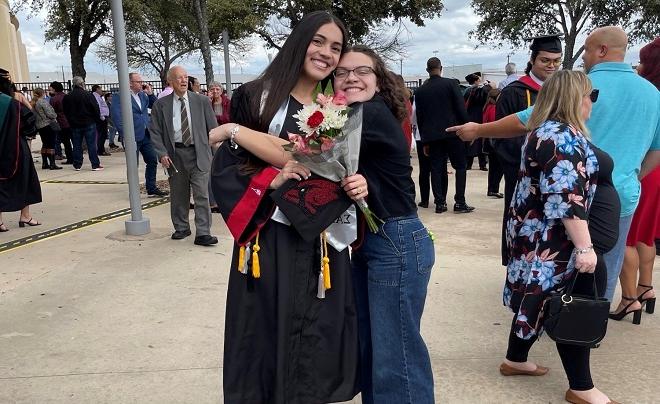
[542,272,609,347]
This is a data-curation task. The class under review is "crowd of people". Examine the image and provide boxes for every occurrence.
[1,11,659,404]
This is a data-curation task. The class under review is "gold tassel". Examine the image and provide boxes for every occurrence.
[322,232,331,290]
[251,233,261,278]
[237,245,246,273]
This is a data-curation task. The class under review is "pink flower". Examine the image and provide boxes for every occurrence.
[307,110,324,128]
[316,93,331,106]
[288,133,311,154]
[320,137,335,152]
[332,91,348,106]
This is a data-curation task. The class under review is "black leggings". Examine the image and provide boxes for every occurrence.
[39,125,56,150]
[506,253,607,391]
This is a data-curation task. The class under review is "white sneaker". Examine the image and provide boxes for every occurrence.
[74,167,81,171]
[92,166,104,171]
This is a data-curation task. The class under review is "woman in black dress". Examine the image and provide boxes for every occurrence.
[0,69,42,231]
[208,12,359,404]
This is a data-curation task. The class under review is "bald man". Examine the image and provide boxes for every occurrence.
[449,26,660,302]
[149,66,219,246]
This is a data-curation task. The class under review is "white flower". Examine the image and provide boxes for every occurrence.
[293,104,324,135]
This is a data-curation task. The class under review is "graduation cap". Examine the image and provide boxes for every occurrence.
[525,34,564,53]
[465,72,482,84]
[270,174,353,241]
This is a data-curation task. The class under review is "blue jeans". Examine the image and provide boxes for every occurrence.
[603,214,634,301]
[71,124,101,169]
[136,136,158,193]
[352,215,435,404]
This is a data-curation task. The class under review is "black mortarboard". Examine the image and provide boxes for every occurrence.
[525,34,564,53]
[270,175,353,241]
[465,72,482,84]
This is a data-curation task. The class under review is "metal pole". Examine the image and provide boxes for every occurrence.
[223,29,232,97]
[110,0,150,235]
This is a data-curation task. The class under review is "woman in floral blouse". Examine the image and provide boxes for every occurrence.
[499,70,619,404]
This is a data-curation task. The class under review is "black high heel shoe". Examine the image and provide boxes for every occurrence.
[608,296,642,324]
[18,217,41,228]
[638,284,655,314]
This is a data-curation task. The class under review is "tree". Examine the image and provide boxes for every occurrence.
[17,0,111,79]
[192,0,214,84]
[96,0,259,86]
[252,0,444,59]
[470,0,660,69]
[96,0,198,85]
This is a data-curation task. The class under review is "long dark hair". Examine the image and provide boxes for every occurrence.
[0,68,13,96]
[639,37,660,89]
[343,45,408,122]
[253,11,348,129]
[525,50,540,75]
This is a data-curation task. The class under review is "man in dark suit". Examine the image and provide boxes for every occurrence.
[415,57,474,213]
[149,66,219,246]
[63,76,103,171]
[111,72,168,196]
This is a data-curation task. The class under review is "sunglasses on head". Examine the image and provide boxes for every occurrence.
[589,89,599,103]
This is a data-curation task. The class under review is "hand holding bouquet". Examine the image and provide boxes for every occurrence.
[282,83,383,232]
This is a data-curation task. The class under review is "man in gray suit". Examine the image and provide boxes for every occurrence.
[149,66,219,246]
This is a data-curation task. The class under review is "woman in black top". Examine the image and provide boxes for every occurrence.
[208,12,359,403]
[334,45,435,404]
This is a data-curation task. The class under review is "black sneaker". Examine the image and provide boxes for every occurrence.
[148,188,169,197]
[418,201,429,208]
[171,229,191,240]
[453,203,475,213]
[435,203,448,214]
[194,235,218,246]
[487,192,504,199]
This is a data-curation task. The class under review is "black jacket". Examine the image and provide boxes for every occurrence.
[414,75,468,143]
[493,77,539,164]
[62,87,101,128]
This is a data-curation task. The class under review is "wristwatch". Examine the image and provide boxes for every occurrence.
[229,124,240,149]
[574,245,594,255]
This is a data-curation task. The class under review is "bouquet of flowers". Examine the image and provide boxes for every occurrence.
[283,82,383,232]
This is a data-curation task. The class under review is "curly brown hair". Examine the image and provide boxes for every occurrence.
[343,45,408,122]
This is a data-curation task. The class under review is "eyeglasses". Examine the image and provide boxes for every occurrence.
[589,89,599,103]
[334,66,375,79]
[538,57,562,66]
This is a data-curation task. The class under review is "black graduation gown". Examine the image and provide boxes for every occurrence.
[493,77,540,165]
[493,76,540,265]
[463,85,490,156]
[0,96,42,211]
[210,84,360,404]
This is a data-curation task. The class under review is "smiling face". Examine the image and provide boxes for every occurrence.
[334,51,378,104]
[530,51,562,81]
[301,23,343,82]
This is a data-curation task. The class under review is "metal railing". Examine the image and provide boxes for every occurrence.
[14,80,243,95]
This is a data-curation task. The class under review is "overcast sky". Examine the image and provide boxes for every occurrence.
[15,0,645,81]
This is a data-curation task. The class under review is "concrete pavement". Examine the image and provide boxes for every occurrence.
[1,148,658,403]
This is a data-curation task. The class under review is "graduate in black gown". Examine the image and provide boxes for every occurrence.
[463,72,491,170]
[493,34,563,264]
[209,12,360,404]
[0,69,42,232]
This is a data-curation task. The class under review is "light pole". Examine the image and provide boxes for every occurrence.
[400,58,403,76]
[110,0,151,235]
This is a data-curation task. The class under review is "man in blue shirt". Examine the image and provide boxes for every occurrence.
[448,26,660,302]
[111,73,168,197]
